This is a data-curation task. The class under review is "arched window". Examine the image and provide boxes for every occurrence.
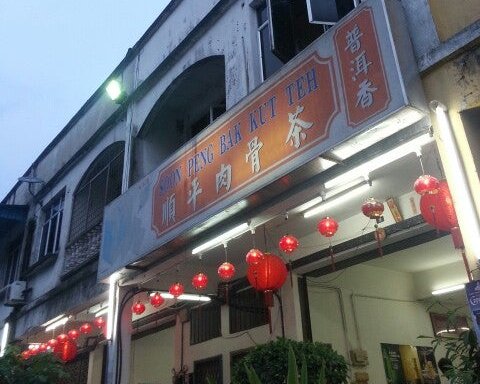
[69,142,124,242]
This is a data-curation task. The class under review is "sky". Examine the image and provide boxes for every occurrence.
[0,1,171,200]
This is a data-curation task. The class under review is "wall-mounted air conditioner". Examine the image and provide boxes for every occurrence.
[4,281,26,306]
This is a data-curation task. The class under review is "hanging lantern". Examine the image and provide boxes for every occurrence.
[29,345,40,356]
[278,235,299,253]
[414,175,439,195]
[245,248,264,265]
[361,197,384,219]
[149,292,165,307]
[94,316,106,329]
[56,333,69,344]
[192,273,208,290]
[54,340,77,362]
[79,323,92,335]
[67,329,80,341]
[132,301,146,315]
[38,343,48,353]
[21,350,31,360]
[169,282,185,298]
[218,262,235,281]
[47,338,58,348]
[317,217,339,237]
[420,180,458,232]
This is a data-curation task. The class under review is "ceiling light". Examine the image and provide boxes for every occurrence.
[192,223,249,255]
[432,284,465,296]
[42,314,66,327]
[324,134,432,189]
[95,307,109,318]
[0,322,9,357]
[160,292,211,302]
[45,316,69,332]
[304,182,371,218]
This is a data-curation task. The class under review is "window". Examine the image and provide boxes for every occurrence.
[229,284,268,334]
[257,2,284,80]
[39,191,65,259]
[2,240,20,287]
[69,142,124,242]
[190,302,221,345]
[194,355,222,384]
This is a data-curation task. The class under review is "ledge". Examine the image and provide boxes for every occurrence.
[22,253,58,279]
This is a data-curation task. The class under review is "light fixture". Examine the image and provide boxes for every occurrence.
[324,133,432,189]
[95,307,109,318]
[304,182,371,218]
[159,292,211,302]
[45,316,69,332]
[42,314,66,327]
[0,322,9,357]
[192,223,249,255]
[106,273,119,340]
[432,284,465,296]
[431,100,480,260]
[436,327,469,335]
[106,79,127,103]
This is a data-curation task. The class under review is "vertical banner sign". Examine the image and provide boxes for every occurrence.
[465,280,480,342]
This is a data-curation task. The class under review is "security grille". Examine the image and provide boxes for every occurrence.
[69,143,124,242]
[190,302,221,345]
[229,284,268,334]
[194,355,222,384]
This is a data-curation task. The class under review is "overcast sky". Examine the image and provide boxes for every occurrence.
[0,1,171,200]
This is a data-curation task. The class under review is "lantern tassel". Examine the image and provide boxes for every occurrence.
[430,204,440,236]
[288,259,293,287]
[374,224,384,257]
[329,240,336,271]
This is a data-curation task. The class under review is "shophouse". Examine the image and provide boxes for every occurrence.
[0,1,479,383]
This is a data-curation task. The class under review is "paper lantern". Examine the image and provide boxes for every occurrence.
[420,180,458,231]
[29,345,40,356]
[149,292,165,307]
[192,273,208,290]
[245,248,264,265]
[361,197,384,219]
[218,262,235,281]
[47,338,58,348]
[54,340,77,362]
[38,343,48,353]
[132,301,146,315]
[279,235,299,253]
[21,350,31,360]
[94,316,106,329]
[79,323,92,335]
[56,333,68,344]
[414,175,439,195]
[317,217,339,237]
[247,253,288,294]
[67,329,79,341]
[169,282,185,298]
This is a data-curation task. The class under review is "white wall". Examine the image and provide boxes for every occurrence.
[130,326,175,384]
[308,263,449,384]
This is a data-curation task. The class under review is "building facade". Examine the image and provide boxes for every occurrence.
[1,1,479,383]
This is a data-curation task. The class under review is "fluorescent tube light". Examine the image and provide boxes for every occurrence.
[45,316,69,332]
[160,292,211,302]
[436,327,469,335]
[95,307,109,318]
[304,182,371,218]
[0,323,9,357]
[192,223,249,255]
[106,273,119,340]
[324,134,432,189]
[42,314,65,327]
[432,284,465,296]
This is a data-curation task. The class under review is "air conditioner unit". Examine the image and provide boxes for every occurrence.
[4,281,26,306]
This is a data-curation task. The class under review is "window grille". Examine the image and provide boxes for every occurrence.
[39,191,65,260]
[194,355,222,384]
[69,142,124,242]
[190,302,221,345]
[229,284,268,334]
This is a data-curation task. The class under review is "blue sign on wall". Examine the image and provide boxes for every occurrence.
[465,280,480,342]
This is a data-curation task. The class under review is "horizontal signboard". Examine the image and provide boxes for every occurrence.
[99,0,425,280]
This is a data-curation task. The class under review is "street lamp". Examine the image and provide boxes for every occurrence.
[106,79,127,104]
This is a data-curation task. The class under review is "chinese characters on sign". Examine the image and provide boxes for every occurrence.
[334,7,390,126]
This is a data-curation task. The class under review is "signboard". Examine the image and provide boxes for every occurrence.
[465,280,480,341]
[98,0,425,280]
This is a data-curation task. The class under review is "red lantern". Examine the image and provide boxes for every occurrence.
[47,338,58,348]
[94,316,106,329]
[279,235,299,253]
[150,292,165,307]
[420,180,458,231]
[361,197,384,219]
[38,343,48,353]
[54,340,77,362]
[245,248,264,265]
[132,301,146,315]
[218,262,235,281]
[169,282,185,298]
[414,175,439,195]
[317,217,339,237]
[192,273,208,290]
[57,333,69,344]
[79,323,92,335]
[67,329,80,341]
[21,350,31,360]
[247,253,287,306]
[29,345,40,356]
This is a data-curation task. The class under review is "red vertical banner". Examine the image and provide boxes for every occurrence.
[334,7,390,127]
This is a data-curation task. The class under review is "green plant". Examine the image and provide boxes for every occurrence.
[0,346,69,384]
[231,338,347,384]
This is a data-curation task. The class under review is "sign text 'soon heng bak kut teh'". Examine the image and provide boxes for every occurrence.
[99,0,427,280]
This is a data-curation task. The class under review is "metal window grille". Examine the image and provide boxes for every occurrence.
[229,285,268,334]
[194,355,223,384]
[69,143,124,242]
[190,302,221,345]
[39,192,65,259]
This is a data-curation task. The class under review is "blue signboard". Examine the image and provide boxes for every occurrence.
[465,280,480,342]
